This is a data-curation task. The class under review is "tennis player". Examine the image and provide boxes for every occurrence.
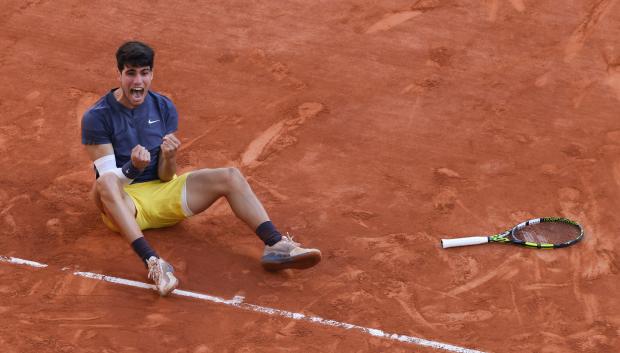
[81,41,321,296]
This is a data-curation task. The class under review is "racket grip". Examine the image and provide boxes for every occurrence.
[441,236,489,248]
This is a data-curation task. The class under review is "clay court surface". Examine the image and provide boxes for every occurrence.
[1,0,620,352]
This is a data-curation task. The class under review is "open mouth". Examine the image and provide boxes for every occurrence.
[130,87,145,100]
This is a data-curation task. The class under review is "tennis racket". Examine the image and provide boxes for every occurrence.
[441,217,584,249]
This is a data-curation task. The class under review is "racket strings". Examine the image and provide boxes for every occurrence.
[512,221,581,245]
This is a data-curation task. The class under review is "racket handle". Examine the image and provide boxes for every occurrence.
[441,236,489,248]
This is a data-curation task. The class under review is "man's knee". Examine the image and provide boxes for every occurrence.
[225,167,243,181]
[95,173,122,199]
[205,167,244,193]
[190,167,245,195]
[222,167,247,189]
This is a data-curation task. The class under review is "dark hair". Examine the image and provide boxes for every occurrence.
[116,41,155,72]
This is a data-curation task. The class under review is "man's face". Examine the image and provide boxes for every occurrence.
[119,65,153,108]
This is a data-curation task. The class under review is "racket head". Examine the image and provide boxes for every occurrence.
[504,217,584,248]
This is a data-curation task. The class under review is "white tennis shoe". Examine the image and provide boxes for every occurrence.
[261,235,321,271]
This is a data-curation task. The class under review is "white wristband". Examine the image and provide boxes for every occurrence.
[94,154,133,185]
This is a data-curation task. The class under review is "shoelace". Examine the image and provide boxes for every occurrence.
[283,233,300,247]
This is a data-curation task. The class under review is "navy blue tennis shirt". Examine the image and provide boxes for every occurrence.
[81,89,178,184]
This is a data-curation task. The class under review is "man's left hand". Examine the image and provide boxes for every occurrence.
[160,133,180,160]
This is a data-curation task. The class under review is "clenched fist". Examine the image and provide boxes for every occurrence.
[160,133,180,160]
[131,144,151,170]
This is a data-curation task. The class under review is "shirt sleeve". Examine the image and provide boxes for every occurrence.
[81,109,111,145]
[161,95,178,134]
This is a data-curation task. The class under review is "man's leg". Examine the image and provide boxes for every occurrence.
[185,167,321,270]
[91,173,178,295]
[185,167,269,229]
[92,173,141,242]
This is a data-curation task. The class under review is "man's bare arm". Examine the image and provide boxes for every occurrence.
[84,143,150,183]
[158,133,180,182]
[84,143,115,162]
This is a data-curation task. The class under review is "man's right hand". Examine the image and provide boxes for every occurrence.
[131,145,151,170]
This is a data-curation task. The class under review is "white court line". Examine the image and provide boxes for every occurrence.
[0,255,48,268]
[1,256,486,353]
[73,271,244,305]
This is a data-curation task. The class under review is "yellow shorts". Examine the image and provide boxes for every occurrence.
[102,173,191,232]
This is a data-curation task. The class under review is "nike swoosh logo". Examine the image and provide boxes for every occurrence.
[148,119,160,124]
